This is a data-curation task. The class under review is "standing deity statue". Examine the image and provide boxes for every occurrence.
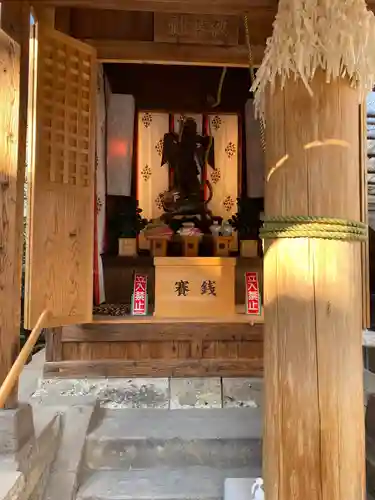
[160,117,215,221]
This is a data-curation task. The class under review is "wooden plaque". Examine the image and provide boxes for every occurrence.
[154,257,236,318]
[154,13,239,46]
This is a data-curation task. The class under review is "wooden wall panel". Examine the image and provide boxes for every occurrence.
[49,321,264,377]
[55,7,71,34]
[56,7,275,45]
[70,9,154,40]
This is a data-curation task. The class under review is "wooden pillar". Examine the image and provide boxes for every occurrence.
[54,8,71,34]
[263,71,365,499]
[32,5,55,27]
[0,3,29,408]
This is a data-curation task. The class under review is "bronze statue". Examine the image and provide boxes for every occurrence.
[160,117,215,221]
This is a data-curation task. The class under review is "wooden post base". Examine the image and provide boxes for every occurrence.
[181,236,200,257]
[150,238,168,257]
[213,236,232,257]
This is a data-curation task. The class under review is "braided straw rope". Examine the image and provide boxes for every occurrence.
[260,216,368,241]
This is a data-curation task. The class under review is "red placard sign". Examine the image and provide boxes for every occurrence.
[245,272,261,316]
[131,274,148,316]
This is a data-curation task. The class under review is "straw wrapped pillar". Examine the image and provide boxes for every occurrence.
[252,1,375,499]
[262,71,365,500]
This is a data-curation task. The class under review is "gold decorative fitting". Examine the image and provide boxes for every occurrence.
[211,169,221,184]
[223,195,235,212]
[225,142,236,159]
[96,195,103,214]
[155,193,164,210]
[211,116,222,131]
[142,112,153,128]
[155,139,164,157]
[141,165,152,182]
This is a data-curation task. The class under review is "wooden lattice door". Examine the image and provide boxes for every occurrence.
[25,26,96,329]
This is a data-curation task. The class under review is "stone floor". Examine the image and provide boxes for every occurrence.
[17,350,263,410]
[31,373,263,410]
[20,349,375,410]
[16,350,375,500]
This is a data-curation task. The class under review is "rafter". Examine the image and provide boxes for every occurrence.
[26,0,375,15]
[27,0,277,15]
[88,39,264,66]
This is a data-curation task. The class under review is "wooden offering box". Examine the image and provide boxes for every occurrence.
[154,257,236,318]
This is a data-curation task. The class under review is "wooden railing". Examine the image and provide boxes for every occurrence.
[0,310,50,408]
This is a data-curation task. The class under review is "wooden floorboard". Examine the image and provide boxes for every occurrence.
[50,320,264,378]
[62,322,264,343]
[44,358,263,378]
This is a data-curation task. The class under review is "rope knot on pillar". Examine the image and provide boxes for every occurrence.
[259,215,368,241]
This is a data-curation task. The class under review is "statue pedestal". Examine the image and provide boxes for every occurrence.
[154,257,236,318]
[181,236,201,257]
[213,236,232,257]
[148,236,169,257]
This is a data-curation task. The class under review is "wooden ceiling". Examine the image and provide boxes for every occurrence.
[30,0,278,15]
[27,0,375,68]
[52,6,272,66]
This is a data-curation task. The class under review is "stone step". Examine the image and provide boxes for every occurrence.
[84,408,262,470]
[77,467,261,500]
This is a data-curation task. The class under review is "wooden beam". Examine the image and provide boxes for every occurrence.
[25,0,278,15]
[32,5,56,26]
[54,7,71,34]
[87,39,264,66]
[61,322,263,343]
[44,358,264,378]
[21,0,375,16]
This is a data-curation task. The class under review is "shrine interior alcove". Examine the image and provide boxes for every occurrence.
[93,62,265,316]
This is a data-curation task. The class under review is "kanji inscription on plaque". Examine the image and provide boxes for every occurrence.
[175,280,190,296]
[201,280,217,296]
[154,13,239,46]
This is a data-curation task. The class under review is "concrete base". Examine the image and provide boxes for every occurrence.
[34,377,265,410]
[78,468,260,500]
[0,403,35,454]
[170,378,222,409]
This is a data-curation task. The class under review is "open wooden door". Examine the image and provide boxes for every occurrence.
[25,25,96,329]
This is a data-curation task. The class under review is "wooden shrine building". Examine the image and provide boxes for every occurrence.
[1,0,375,499]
